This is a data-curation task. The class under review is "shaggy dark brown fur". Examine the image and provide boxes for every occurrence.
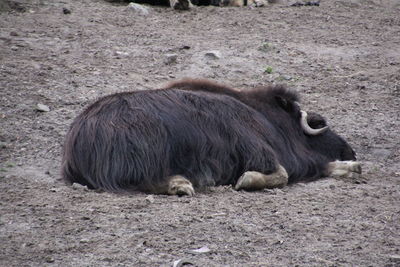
[61,79,356,192]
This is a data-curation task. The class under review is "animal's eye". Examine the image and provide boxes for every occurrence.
[275,96,294,113]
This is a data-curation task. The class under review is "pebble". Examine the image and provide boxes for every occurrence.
[204,51,221,60]
[280,75,292,81]
[389,254,400,260]
[189,246,211,254]
[164,54,178,65]
[62,8,71,14]
[173,258,194,267]
[36,103,50,112]
[145,195,155,203]
[49,188,60,193]
[114,51,130,58]
[45,256,55,263]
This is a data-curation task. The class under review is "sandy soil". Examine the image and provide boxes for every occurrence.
[1,0,400,266]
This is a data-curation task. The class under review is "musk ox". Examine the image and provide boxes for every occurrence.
[129,0,264,10]
[61,79,361,196]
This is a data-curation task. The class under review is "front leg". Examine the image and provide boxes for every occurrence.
[235,164,288,191]
[152,175,195,196]
[167,175,195,196]
[326,161,362,179]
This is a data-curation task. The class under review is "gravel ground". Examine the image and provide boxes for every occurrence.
[0,0,399,266]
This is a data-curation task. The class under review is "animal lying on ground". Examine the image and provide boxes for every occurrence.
[129,0,267,10]
[61,79,361,196]
[107,0,267,10]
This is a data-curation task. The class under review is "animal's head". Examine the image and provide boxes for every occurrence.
[246,85,357,162]
[303,111,357,161]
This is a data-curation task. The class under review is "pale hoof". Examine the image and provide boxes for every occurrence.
[235,165,288,191]
[168,175,195,196]
[328,161,362,179]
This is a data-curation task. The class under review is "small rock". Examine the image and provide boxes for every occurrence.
[126,3,150,16]
[10,31,19,36]
[259,42,273,52]
[389,254,400,261]
[71,183,89,191]
[204,51,221,60]
[280,75,292,81]
[145,195,155,203]
[36,103,50,112]
[369,207,377,213]
[0,142,7,149]
[79,238,90,243]
[49,188,60,193]
[45,256,55,263]
[114,51,130,58]
[164,54,178,65]
[189,246,211,254]
[173,258,194,267]
[180,45,191,50]
[62,7,71,14]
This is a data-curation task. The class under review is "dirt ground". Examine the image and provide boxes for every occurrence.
[1,0,399,266]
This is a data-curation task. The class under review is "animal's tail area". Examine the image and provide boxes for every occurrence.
[61,117,169,193]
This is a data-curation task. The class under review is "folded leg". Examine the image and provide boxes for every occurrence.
[326,161,362,179]
[235,164,288,191]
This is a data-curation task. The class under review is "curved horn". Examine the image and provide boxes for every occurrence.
[300,111,328,135]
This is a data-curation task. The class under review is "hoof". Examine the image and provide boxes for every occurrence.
[235,165,288,191]
[328,161,362,179]
[168,175,195,196]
